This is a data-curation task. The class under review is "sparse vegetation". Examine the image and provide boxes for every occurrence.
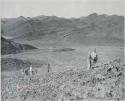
[1,59,125,101]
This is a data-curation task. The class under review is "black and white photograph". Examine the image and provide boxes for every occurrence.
[1,0,125,101]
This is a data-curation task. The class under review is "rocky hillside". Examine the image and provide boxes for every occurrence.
[1,59,125,101]
[1,13,124,46]
[1,37,37,55]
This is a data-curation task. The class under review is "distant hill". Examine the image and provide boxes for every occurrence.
[1,37,37,55]
[1,13,124,46]
[1,58,31,71]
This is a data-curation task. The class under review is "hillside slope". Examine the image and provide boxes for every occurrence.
[1,37,37,55]
[1,59,125,101]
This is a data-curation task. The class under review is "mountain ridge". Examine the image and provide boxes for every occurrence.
[1,13,124,46]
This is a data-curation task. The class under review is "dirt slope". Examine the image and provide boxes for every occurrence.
[1,59,125,101]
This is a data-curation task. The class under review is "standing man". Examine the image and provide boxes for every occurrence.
[87,48,98,70]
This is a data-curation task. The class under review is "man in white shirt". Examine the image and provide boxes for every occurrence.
[87,48,98,70]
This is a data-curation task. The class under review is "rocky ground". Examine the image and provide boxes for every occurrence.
[1,59,125,101]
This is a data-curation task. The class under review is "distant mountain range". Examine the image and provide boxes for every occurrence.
[1,13,124,46]
[1,37,37,55]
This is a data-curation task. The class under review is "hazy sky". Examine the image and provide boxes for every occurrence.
[1,0,125,18]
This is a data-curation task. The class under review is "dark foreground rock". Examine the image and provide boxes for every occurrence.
[1,36,37,55]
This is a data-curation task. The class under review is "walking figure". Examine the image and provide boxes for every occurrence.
[22,65,34,76]
[88,48,98,70]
